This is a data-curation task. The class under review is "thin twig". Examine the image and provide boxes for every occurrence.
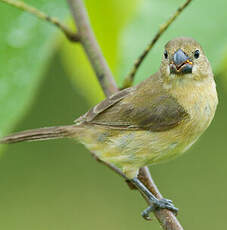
[66,0,184,229]
[66,0,118,97]
[122,0,192,88]
[0,0,79,42]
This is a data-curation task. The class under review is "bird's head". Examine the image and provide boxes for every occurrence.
[160,37,212,82]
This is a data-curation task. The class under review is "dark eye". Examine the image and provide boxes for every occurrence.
[164,50,168,59]
[194,50,200,59]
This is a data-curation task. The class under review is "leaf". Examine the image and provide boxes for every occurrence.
[0,0,69,137]
[119,0,227,85]
[60,0,141,105]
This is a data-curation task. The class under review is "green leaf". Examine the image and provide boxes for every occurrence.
[119,0,227,85]
[60,0,141,105]
[0,0,69,137]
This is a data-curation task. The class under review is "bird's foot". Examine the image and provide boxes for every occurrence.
[130,178,178,220]
[142,198,178,220]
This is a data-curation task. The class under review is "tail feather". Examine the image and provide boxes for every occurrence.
[0,125,77,144]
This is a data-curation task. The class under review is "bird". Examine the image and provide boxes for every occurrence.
[0,37,218,219]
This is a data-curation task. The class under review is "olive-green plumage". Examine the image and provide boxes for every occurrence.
[0,37,218,179]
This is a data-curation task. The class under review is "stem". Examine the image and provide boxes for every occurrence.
[66,0,118,97]
[122,0,192,88]
[0,0,79,42]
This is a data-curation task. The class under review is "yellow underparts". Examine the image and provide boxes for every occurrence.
[77,77,218,179]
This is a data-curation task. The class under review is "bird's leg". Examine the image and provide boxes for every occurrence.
[131,177,178,220]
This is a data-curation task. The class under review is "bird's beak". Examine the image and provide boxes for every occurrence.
[170,49,193,74]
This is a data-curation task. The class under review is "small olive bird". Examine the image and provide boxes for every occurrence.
[0,37,218,218]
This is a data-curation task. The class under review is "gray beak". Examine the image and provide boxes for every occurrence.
[170,49,192,74]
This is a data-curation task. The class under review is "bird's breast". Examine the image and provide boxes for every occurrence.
[168,76,218,151]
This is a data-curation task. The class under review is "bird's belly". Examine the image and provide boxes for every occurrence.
[148,103,215,164]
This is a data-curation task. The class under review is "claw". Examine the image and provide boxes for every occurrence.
[141,198,178,221]
[163,199,173,203]
[157,198,178,213]
[130,178,178,221]
[142,205,155,221]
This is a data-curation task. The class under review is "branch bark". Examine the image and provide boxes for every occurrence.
[67,0,118,97]
[0,0,79,42]
[66,0,184,229]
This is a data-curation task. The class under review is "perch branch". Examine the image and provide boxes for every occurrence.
[92,155,183,230]
[122,0,192,88]
[66,0,184,229]
[139,167,183,230]
[0,0,79,42]
[66,0,118,97]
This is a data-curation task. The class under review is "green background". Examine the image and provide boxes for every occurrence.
[0,0,227,229]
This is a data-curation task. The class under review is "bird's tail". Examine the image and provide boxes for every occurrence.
[0,125,78,144]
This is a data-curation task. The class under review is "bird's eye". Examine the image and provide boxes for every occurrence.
[194,50,200,59]
[164,50,168,59]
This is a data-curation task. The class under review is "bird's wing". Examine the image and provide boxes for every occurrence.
[76,75,189,132]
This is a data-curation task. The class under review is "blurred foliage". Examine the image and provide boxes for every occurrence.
[0,0,69,137]
[0,0,140,138]
[0,0,227,230]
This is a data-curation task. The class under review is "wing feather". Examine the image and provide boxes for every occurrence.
[75,73,189,132]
